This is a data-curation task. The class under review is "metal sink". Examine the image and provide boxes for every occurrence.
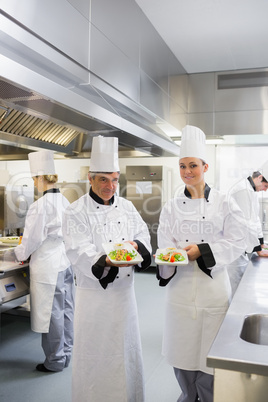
[240,314,268,345]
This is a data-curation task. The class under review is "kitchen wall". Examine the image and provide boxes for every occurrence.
[1,143,268,200]
[0,144,214,198]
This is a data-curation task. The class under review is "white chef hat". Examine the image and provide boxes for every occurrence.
[28,150,55,177]
[179,125,206,162]
[90,136,120,172]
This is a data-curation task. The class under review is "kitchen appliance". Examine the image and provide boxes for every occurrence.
[0,185,34,235]
[0,246,29,305]
[125,166,172,257]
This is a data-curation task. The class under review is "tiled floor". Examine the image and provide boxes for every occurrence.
[0,271,180,402]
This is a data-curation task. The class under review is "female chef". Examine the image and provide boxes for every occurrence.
[157,125,246,402]
[14,150,74,372]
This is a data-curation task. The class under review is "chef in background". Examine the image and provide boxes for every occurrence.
[227,167,268,296]
[62,136,151,402]
[156,125,246,402]
[13,150,74,372]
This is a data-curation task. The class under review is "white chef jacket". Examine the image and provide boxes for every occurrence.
[15,190,71,332]
[228,177,263,252]
[62,190,151,402]
[227,177,262,296]
[157,185,246,374]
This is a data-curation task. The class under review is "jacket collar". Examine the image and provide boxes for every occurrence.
[247,176,256,191]
[43,188,60,195]
[184,183,211,201]
[89,187,115,205]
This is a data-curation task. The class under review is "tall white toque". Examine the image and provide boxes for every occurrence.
[179,125,206,162]
[90,136,120,172]
[28,150,56,177]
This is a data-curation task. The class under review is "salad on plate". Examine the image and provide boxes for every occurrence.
[155,247,188,265]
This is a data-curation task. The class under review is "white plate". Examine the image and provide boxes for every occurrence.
[0,237,20,246]
[155,248,188,266]
[102,242,143,265]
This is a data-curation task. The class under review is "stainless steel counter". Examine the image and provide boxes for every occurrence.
[207,254,268,376]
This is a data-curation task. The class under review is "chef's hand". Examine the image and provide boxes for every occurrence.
[257,249,268,257]
[124,240,138,250]
[184,244,201,261]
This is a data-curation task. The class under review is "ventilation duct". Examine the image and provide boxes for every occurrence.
[218,71,268,89]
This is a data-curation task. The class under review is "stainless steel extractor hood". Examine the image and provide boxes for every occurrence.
[0,76,181,160]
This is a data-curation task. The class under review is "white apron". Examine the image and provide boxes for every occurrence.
[30,238,68,332]
[14,191,71,333]
[72,280,144,402]
[163,261,230,374]
[63,194,151,402]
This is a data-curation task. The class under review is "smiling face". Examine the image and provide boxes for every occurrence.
[89,172,119,204]
[179,157,208,188]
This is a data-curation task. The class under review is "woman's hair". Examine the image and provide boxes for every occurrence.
[43,174,58,184]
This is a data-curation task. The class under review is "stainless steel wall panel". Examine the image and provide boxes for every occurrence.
[188,73,215,113]
[187,70,268,136]
[215,110,268,135]
[140,72,169,120]
[91,0,140,67]
[68,0,90,19]
[188,112,215,136]
[169,75,189,114]
[139,20,169,91]
[169,108,187,132]
[215,86,268,112]
[90,24,140,102]
[169,74,188,130]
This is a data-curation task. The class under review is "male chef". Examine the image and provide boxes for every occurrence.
[227,165,268,296]
[62,136,151,402]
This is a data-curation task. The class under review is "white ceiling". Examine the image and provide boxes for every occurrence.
[135,0,268,74]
